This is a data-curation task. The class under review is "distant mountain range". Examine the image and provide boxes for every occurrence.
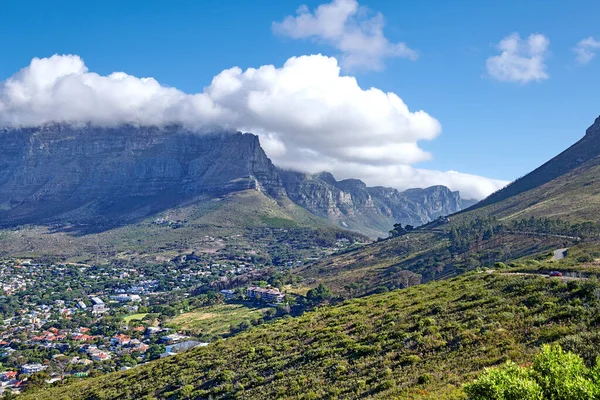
[0,124,475,237]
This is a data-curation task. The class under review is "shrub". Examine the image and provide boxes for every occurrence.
[464,345,600,400]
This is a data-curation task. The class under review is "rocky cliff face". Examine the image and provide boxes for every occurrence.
[0,124,473,236]
[0,125,283,227]
[279,169,474,237]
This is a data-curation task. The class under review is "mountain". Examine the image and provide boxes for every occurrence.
[279,169,474,237]
[298,115,600,296]
[467,115,600,216]
[21,271,600,399]
[0,124,470,241]
[0,124,283,230]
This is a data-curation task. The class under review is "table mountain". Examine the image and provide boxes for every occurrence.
[0,124,472,236]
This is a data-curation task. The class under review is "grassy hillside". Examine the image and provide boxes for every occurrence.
[21,268,600,399]
[456,160,600,224]
[297,227,573,297]
[167,303,270,338]
[0,190,366,263]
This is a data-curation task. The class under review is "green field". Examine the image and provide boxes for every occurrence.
[122,313,148,323]
[169,303,269,337]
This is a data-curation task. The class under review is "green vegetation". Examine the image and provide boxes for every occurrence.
[0,190,365,264]
[168,303,270,339]
[465,344,600,399]
[122,313,148,323]
[20,272,600,399]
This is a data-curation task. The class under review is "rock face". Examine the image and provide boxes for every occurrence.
[0,124,473,236]
[279,169,474,237]
[0,125,283,227]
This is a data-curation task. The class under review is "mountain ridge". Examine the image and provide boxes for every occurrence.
[0,124,472,238]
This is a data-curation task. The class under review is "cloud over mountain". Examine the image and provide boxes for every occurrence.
[0,54,507,199]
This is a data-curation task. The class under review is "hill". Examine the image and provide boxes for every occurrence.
[467,115,600,215]
[20,270,600,399]
[0,189,367,264]
[296,116,600,296]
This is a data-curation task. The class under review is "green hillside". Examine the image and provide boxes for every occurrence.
[0,190,365,263]
[21,268,600,399]
[296,119,600,296]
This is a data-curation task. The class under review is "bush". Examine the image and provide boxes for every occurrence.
[464,345,600,400]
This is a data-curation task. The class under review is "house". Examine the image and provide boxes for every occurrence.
[146,327,161,335]
[246,286,285,303]
[160,333,188,344]
[219,289,236,299]
[21,363,45,374]
[0,371,17,381]
[111,334,131,346]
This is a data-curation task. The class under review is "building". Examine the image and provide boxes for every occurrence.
[21,363,45,374]
[246,286,285,303]
[160,333,188,344]
[110,294,142,303]
[91,297,107,315]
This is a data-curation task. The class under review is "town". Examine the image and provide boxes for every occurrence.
[0,235,355,395]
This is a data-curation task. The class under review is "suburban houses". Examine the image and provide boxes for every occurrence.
[246,286,286,303]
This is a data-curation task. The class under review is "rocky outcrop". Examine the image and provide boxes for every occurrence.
[0,124,473,236]
[279,169,474,237]
[0,125,283,227]
[472,115,600,211]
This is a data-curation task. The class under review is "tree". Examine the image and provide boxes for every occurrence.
[396,270,422,289]
[306,284,332,303]
[389,223,406,238]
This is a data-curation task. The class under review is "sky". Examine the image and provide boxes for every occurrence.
[0,0,599,200]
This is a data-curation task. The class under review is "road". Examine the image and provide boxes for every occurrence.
[484,269,586,281]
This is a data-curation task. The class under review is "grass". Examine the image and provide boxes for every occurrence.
[122,313,148,323]
[168,303,269,337]
[21,270,600,399]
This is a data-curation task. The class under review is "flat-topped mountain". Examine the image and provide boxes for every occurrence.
[0,124,473,237]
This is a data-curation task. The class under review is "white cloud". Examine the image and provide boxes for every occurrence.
[486,33,550,83]
[272,0,417,70]
[0,53,507,199]
[574,37,600,64]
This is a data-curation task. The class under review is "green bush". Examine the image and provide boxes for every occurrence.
[464,345,600,400]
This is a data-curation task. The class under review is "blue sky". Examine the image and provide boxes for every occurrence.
[1,0,599,199]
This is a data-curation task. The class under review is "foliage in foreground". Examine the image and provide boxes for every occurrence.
[464,344,600,400]
[20,273,600,399]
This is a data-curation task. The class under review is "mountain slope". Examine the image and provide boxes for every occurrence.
[469,115,600,213]
[279,169,473,237]
[0,124,472,245]
[298,116,600,295]
[0,189,367,263]
[20,272,600,399]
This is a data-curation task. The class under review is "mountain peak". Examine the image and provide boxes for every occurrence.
[585,115,600,137]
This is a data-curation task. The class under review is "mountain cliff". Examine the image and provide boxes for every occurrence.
[0,124,283,228]
[0,124,472,237]
[279,169,474,237]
